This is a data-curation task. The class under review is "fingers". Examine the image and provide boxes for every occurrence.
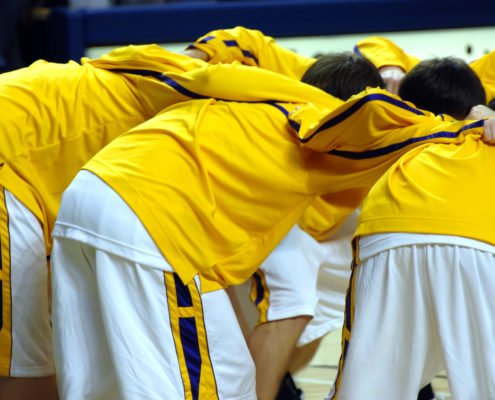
[467,105,495,120]
[483,118,495,143]
[181,48,209,61]
[379,66,406,95]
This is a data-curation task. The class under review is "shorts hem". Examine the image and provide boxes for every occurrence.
[266,307,316,322]
[8,365,55,378]
[297,319,344,347]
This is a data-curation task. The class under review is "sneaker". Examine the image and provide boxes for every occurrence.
[275,372,304,400]
[418,383,436,400]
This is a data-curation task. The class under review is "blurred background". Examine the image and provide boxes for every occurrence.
[1,0,494,73]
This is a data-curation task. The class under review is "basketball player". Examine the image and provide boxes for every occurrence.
[186,26,489,400]
[0,42,333,399]
[329,52,495,400]
[49,54,493,399]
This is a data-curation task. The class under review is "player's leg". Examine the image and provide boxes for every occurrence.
[426,241,495,399]
[289,338,323,374]
[51,170,256,399]
[280,210,355,397]
[0,188,57,400]
[250,316,310,400]
[248,224,323,400]
[330,238,443,399]
[53,237,257,400]
[51,237,118,400]
[200,278,257,399]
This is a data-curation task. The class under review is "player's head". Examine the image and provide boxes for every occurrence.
[301,52,385,100]
[399,57,486,120]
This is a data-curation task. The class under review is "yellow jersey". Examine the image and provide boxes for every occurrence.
[84,87,484,292]
[190,26,316,80]
[190,26,374,239]
[0,44,332,253]
[354,36,420,72]
[470,51,495,105]
[356,132,495,246]
[0,46,212,251]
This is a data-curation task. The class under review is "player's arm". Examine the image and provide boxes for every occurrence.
[354,36,420,72]
[467,104,495,120]
[184,26,315,80]
[289,87,489,155]
[354,36,421,94]
[469,50,495,106]
[164,61,342,107]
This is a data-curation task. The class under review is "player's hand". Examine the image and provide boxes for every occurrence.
[483,118,495,143]
[379,66,405,95]
[467,104,495,120]
[182,48,209,61]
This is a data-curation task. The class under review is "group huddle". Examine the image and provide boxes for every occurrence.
[0,27,494,400]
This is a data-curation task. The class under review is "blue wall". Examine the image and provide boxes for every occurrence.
[37,0,495,62]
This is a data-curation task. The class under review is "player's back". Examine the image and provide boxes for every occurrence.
[0,60,149,237]
[83,98,315,291]
[357,135,495,245]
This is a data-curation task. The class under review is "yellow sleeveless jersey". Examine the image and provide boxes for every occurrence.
[189,26,316,80]
[84,87,484,292]
[356,133,495,246]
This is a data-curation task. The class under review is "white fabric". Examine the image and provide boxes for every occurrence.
[4,190,53,377]
[52,170,170,270]
[297,212,356,347]
[358,231,495,259]
[257,224,325,322]
[254,211,356,347]
[335,234,495,400]
[51,171,256,400]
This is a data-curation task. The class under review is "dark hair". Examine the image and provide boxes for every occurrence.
[399,57,486,120]
[488,98,495,111]
[301,52,384,100]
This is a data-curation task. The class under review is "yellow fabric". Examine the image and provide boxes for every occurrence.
[190,26,316,80]
[0,44,330,254]
[85,99,314,292]
[470,50,495,104]
[165,61,341,108]
[0,189,12,376]
[250,270,270,324]
[82,43,205,73]
[0,59,150,251]
[0,47,212,252]
[164,273,218,399]
[356,129,495,246]
[354,36,421,72]
[84,87,484,292]
[297,190,365,242]
[190,26,362,239]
